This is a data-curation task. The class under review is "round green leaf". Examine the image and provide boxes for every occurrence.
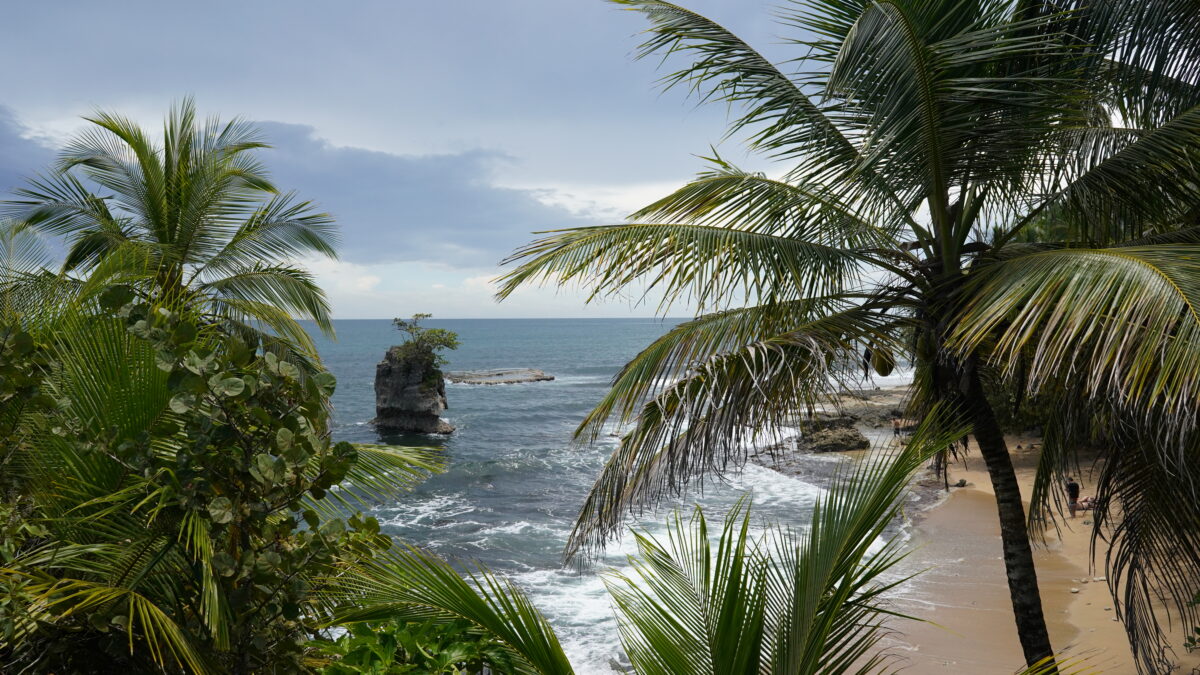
[217,377,245,397]
[169,393,196,414]
[208,497,235,524]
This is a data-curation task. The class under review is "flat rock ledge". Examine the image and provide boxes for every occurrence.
[445,368,554,385]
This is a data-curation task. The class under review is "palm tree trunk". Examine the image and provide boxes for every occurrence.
[965,366,1056,668]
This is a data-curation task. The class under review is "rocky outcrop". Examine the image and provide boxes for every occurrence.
[374,345,454,434]
[795,418,871,453]
[445,368,554,385]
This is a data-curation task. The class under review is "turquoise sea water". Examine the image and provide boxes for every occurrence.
[309,318,834,672]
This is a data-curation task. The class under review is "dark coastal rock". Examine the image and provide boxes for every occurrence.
[444,368,554,385]
[374,345,454,434]
[797,425,871,453]
[799,413,859,430]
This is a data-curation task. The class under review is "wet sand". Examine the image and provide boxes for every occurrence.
[889,439,1200,673]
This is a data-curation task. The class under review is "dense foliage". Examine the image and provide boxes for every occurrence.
[0,110,563,674]
[0,294,432,672]
[310,620,518,674]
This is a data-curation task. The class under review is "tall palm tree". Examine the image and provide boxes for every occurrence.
[498,0,1200,669]
[3,98,338,355]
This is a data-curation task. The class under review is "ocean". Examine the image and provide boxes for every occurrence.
[309,318,864,672]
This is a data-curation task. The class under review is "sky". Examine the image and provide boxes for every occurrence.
[0,0,793,318]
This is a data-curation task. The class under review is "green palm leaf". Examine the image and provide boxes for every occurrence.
[606,411,969,675]
[567,304,903,557]
[497,222,864,312]
[323,545,575,675]
[955,246,1200,431]
[1,573,214,673]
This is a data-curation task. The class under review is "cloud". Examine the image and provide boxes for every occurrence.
[0,106,688,318]
[259,122,596,269]
[0,107,55,199]
[302,256,665,319]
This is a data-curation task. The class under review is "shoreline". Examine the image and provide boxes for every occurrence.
[888,439,1136,673]
[750,385,1199,673]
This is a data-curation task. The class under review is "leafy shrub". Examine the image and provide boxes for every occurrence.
[0,294,438,673]
[310,619,516,674]
[391,314,459,369]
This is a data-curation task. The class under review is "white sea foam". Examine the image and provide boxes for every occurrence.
[501,464,833,672]
[375,493,476,528]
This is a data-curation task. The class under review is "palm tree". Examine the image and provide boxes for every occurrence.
[498,0,1200,669]
[3,98,338,356]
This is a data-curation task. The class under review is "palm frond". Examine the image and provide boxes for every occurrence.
[1014,104,1200,246]
[610,0,927,228]
[575,299,899,442]
[497,222,863,312]
[954,246,1200,437]
[612,0,864,171]
[628,159,913,257]
[199,263,334,336]
[309,444,446,518]
[605,501,769,675]
[323,545,575,675]
[207,295,323,357]
[1091,425,1200,674]
[3,170,129,247]
[196,191,339,277]
[2,572,213,674]
[605,412,969,674]
[567,304,902,557]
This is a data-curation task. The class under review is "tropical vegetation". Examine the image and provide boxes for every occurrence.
[0,114,554,673]
[0,226,438,671]
[0,212,985,672]
[392,313,460,368]
[498,0,1200,671]
[2,99,339,363]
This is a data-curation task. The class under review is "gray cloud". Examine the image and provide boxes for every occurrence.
[0,113,592,269]
[0,107,54,199]
[260,121,594,267]
[0,0,783,186]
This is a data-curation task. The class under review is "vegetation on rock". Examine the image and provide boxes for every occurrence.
[392,313,459,371]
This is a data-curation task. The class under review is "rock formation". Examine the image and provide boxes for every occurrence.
[374,345,454,434]
[444,368,554,385]
[795,416,871,453]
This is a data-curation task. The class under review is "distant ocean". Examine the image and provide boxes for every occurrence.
[307,318,901,672]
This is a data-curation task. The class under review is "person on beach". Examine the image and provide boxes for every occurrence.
[891,417,901,437]
[1066,477,1081,517]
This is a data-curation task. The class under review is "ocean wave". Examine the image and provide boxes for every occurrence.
[375,493,476,528]
[509,565,628,673]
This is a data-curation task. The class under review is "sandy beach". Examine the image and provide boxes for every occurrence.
[753,386,1200,673]
[888,437,1200,674]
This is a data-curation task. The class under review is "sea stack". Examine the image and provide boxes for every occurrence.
[373,344,455,434]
